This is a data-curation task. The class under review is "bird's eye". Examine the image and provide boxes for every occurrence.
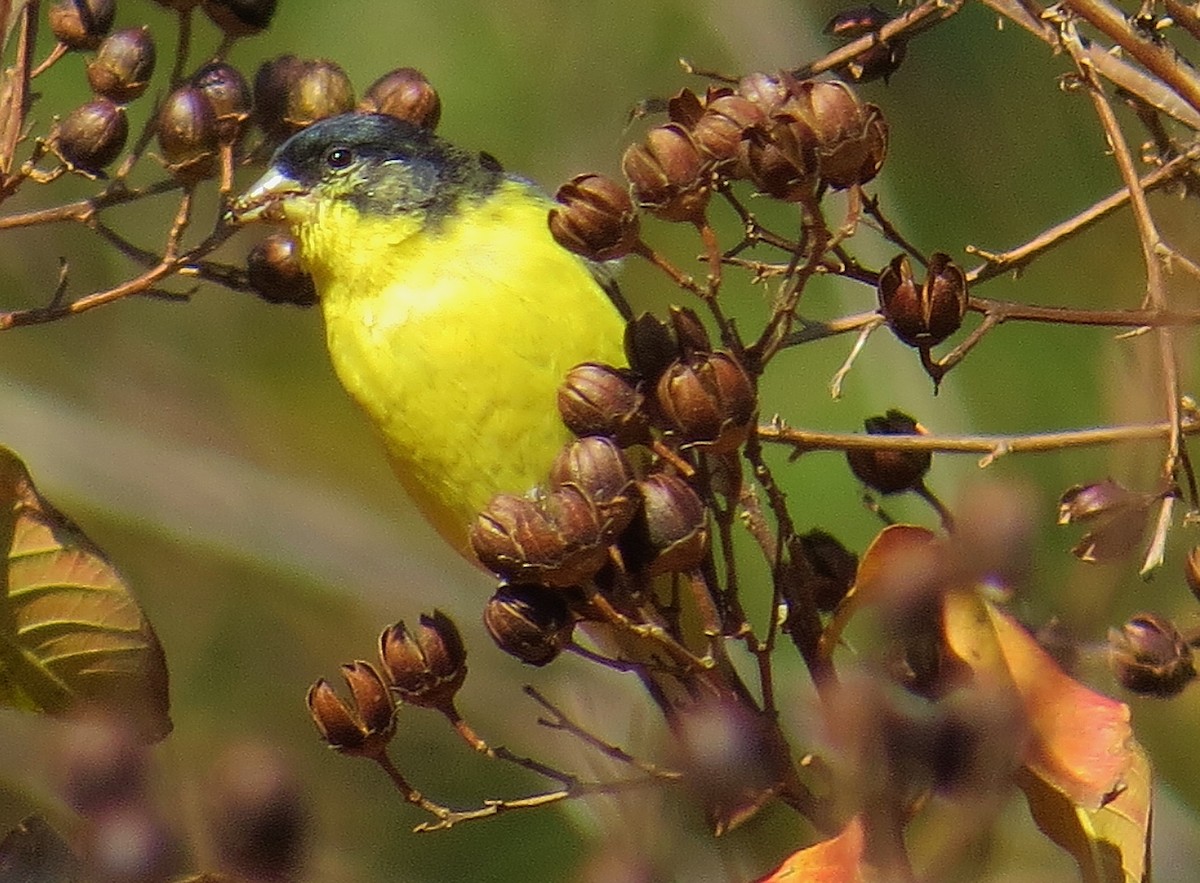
[325,147,354,170]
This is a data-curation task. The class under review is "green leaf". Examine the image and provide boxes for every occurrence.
[1019,741,1152,883]
[0,445,170,741]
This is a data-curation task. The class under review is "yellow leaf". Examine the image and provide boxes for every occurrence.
[0,445,171,741]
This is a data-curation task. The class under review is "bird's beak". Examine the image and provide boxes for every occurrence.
[225,167,305,225]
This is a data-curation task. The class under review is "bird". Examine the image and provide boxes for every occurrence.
[229,112,628,556]
[229,112,778,832]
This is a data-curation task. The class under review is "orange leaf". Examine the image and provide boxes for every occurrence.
[757,816,867,883]
[944,592,1132,809]
[820,525,938,661]
[1020,740,1151,883]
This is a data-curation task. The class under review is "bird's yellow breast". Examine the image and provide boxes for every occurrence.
[292,180,628,555]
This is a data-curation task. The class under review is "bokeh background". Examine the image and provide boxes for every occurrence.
[3,0,1200,880]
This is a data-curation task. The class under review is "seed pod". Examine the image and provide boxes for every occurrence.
[549,173,640,262]
[621,123,710,222]
[48,0,115,51]
[378,612,468,710]
[247,233,318,307]
[624,312,679,383]
[205,744,307,882]
[654,351,756,454]
[306,662,395,755]
[471,490,607,588]
[550,436,640,540]
[87,27,156,104]
[877,253,968,349]
[825,6,907,83]
[157,85,219,182]
[56,98,128,172]
[846,409,931,495]
[202,0,278,37]
[738,108,819,202]
[1058,479,1143,525]
[557,362,649,446]
[664,87,706,127]
[483,584,575,667]
[737,71,790,117]
[669,305,713,355]
[1108,613,1196,698]
[56,712,148,815]
[359,67,441,130]
[691,94,766,166]
[789,79,888,189]
[192,61,253,145]
[796,529,859,613]
[254,55,354,143]
[1059,479,1157,563]
[622,473,709,575]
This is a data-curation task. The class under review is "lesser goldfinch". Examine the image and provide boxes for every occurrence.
[230,113,627,554]
[231,113,776,830]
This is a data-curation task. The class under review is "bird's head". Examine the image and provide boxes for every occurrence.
[229,112,504,237]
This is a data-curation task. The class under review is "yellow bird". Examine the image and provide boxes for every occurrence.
[232,112,781,833]
[231,112,628,556]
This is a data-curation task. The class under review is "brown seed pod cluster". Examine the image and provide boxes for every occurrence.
[549,73,887,262]
[471,307,763,664]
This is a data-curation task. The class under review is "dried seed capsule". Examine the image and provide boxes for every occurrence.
[877,253,968,348]
[549,173,640,262]
[825,6,907,83]
[56,98,128,172]
[483,584,575,666]
[205,744,307,882]
[306,662,395,755]
[254,55,354,143]
[157,85,219,182]
[49,0,115,51]
[624,312,679,382]
[789,79,888,189]
[86,27,156,104]
[621,123,710,222]
[470,490,607,588]
[557,362,649,446]
[669,305,713,355]
[622,472,709,575]
[796,529,859,613]
[737,71,790,117]
[1108,613,1196,698]
[191,61,252,145]
[739,107,819,202]
[56,712,148,815]
[654,351,756,454]
[1058,479,1143,525]
[691,94,766,166]
[359,67,441,130]
[378,612,468,710]
[1059,480,1156,563]
[246,233,318,307]
[549,436,640,540]
[202,0,278,37]
[846,409,931,495]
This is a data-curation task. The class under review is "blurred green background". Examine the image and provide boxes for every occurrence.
[3,0,1200,880]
